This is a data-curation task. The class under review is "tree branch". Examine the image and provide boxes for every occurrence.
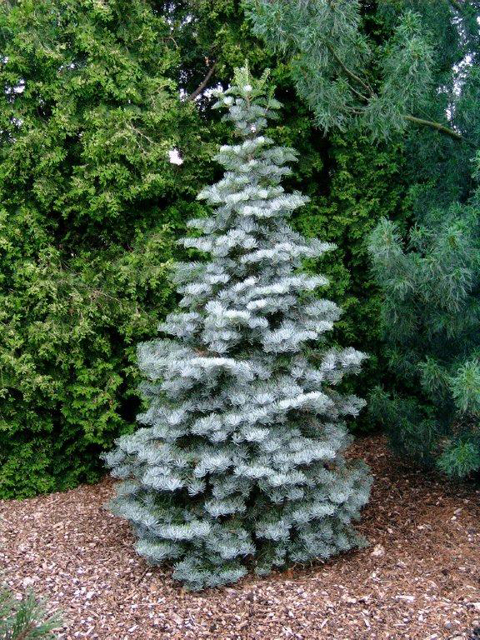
[448,0,466,13]
[403,115,463,141]
[326,42,373,97]
[305,35,467,144]
[187,63,217,102]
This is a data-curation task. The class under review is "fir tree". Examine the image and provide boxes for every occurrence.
[104,66,372,590]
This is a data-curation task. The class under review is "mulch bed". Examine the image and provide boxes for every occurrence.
[1,435,479,640]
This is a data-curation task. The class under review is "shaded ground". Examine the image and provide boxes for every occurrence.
[1,436,479,639]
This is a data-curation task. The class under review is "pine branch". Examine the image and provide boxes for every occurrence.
[325,42,372,97]
[311,43,465,143]
[187,63,217,102]
[323,44,465,143]
[448,0,466,13]
[403,115,463,141]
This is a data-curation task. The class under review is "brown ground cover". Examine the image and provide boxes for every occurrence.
[1,435,479,640]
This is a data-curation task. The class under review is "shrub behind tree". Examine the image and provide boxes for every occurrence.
[0,0,210,497]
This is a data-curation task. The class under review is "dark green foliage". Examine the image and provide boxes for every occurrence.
[244,0,445,140]
[0,585,60,639]
[1,0,407,497]
[369,165,480,477]
[294,132,406,399]
[247,0,480,475]
[367,2,480,477]
[0,0,212,498]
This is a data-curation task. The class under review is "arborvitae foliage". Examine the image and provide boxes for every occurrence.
[0,0,212,498]
[294,130,407,403]
[105,67,372,590]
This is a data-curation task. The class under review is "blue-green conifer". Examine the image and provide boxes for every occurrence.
[105,66,371,590]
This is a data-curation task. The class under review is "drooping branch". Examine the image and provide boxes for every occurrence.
[326,44,465,142]
[325,42,372,98]
[187,62,217,102]
[403,115,463,141]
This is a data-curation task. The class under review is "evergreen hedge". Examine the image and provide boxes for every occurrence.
[0,0,405,498]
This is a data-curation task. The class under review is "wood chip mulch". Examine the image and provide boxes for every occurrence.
[1,435,480,640]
